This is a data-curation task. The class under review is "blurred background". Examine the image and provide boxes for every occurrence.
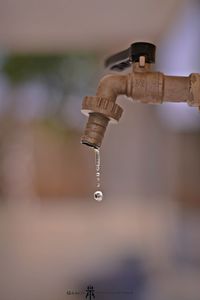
[0,0,200,299]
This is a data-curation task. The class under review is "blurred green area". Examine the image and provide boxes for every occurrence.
[1,53,99,85]
[0,52,100,128]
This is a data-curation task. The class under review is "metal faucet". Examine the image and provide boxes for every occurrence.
[81,42,200,149]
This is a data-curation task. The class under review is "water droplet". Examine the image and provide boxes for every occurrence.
[93,148,104,201]
[94,190,103,202]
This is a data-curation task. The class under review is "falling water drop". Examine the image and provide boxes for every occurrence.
[94,190,103,202]
[94,148,103,201]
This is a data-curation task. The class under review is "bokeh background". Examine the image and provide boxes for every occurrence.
[0,0,200,299]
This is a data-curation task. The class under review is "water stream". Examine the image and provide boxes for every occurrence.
[94,148,103,201]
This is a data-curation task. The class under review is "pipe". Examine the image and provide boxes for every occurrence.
[163,76,189,102]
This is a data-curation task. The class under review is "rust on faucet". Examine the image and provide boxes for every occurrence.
[81,42,200,149]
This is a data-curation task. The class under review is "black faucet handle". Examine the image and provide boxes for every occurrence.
[105,42,156,71]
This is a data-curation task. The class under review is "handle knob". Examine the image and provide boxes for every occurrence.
[105,42,156,71]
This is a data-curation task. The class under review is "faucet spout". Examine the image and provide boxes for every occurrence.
[96,74,127,100]
[81,74,127,148]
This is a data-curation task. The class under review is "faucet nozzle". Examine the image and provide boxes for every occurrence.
[81,95,123,148]
[81,112,109,149]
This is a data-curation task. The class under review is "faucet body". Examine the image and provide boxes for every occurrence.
[81,43,200,148]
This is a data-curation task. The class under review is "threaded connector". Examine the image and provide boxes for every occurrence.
[188,73,200,110]
[81,96,123,122]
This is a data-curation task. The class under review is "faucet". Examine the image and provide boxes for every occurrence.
[81,42,200,149]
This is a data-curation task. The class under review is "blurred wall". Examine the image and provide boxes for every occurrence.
[0,1,200,300]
